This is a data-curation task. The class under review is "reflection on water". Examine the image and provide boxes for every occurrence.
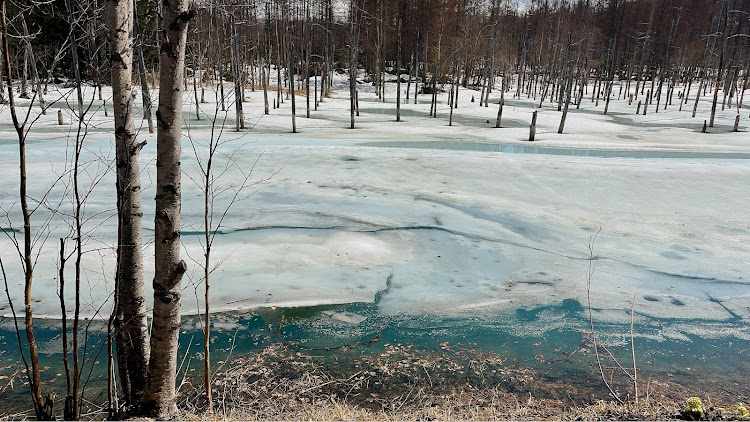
[362,140,750,159]
[1,300,748,415]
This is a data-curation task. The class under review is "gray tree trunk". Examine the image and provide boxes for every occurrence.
[231,16,244,131]
[214,17,225,111]
[290,40,297,133]
[192,48,200,121]
[262,58,269,114]
[134,3,154,133]
[20,49,29,98]
[406,52,413,101]
[396,10,402,122]
[559,62,575,133]
[137,44,154,133]
[21,18,45,114]
[710,4,728,128]
[69,30,84,119]
[449,63,456,126]
[144,1,193,417]
[305,11,311,118]
[349,0,357,129]
[0,44,6,104]
[495,66,506,128]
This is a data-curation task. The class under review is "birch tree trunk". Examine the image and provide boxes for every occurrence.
[144,1,193,417]
[107,0,150,411]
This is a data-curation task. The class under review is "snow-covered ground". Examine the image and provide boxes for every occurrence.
[1,70,748,342]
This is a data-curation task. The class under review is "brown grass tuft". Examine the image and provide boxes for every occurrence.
[173,342,733,421]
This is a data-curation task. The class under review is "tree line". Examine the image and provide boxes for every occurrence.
[2,0,748,113]
[3,0,749,121]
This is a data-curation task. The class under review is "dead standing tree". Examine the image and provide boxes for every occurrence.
[20,17,46,114]
[231,12,245,131]
[0,44,6,104]
[349,0,359,129]
[134,5,155,134]
[396,0,404,122]
[710,0,729,128]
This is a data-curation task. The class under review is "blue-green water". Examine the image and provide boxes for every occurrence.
[362,140,750,159]
[2,299,748,416]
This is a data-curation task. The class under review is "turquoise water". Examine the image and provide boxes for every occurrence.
[362,140,750,159]
[2,299,748,415]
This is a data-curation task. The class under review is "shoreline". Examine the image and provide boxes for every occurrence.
[2,306,749,419]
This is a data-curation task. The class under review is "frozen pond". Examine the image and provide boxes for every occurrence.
[362,140,750,159]
[1,81,749,410]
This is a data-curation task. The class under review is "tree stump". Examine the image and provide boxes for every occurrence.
[529,111,538,142]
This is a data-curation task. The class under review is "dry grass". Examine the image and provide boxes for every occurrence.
[174,342,733,421]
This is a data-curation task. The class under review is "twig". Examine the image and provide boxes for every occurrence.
[176,334,195,392]
[290,332,382,352]
[0,367,22,396]
[585,225,623,404]
[0,258,33,399]
[631,291,638,404]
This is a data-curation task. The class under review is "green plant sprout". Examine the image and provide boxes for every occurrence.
[683,397,705,420]
[736,404,749,420]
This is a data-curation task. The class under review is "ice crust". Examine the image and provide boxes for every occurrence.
[0,74,748,341]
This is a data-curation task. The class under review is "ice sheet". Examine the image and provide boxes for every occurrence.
[0,74,748,342]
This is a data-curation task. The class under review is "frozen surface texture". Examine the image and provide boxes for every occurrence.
[1,75,748,342]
